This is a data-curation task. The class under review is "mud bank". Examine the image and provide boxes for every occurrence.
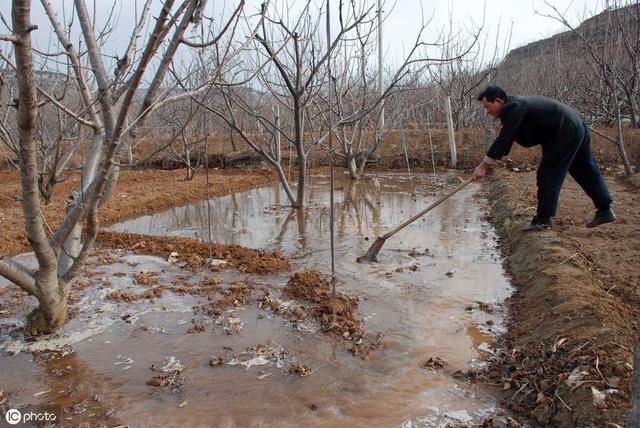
[485,170,639,426]
[96,231,291,274]
[0,168,277,256]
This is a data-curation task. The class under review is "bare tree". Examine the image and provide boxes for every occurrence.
[538,0,636,175]
[0,0,257,336]
[328,2,483,179]
[425,4,512,132]
[202,1,376,207]
[148,99,210,180]
[0,43,93,203]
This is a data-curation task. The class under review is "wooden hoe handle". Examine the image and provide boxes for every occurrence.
[381,176,474,240]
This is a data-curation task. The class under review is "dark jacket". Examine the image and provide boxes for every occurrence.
[487,95,585,160]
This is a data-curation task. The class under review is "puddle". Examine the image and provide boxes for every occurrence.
[0,173,514,426]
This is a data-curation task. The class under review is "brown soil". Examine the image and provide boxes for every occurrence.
[106,287,164,303]
[485,169,639,427]
[288,362,312,377]
[284,270,363,339]
[167,277,220,297]
[187,320,207,333]
[196,282,255,317]
[132,271,160,286]
[0,167,276,256]
[96,231,290,274]
[280,270,384,358]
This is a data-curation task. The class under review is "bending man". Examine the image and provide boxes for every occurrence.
[473,86,615,231]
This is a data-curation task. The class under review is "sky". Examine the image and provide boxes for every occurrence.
[381,0,610,63]
[0,0,614,69]
[392,0,607,45]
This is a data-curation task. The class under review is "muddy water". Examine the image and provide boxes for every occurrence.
[1,174,513,427]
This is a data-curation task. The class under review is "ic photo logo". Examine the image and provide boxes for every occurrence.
[4,408,58,425]
[4,409,21,425]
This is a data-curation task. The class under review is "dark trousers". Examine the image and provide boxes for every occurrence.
[536,122,613,219]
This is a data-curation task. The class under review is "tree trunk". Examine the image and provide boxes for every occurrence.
[613,96,633,176]
[185,166,195,181]
[12,0,66,335]
[24,283,68,336]
[615,134,633,176]
[59,129,105,275]
[357,134,380,177]
[272,162,296,206]
[274,104,281,163]
[229,129,238,151]
[347,155,359,179]
[295,153,306,208]
[293,98,305,207]
[182,132,195,181]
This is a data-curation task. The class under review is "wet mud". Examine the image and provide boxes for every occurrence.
[284,270,362,339]
[1,173,517,427]
[97,231,291,274]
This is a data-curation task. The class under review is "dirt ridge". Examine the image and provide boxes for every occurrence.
[96,231,291,274]
[0,168,277,256]
[486,172,637,426]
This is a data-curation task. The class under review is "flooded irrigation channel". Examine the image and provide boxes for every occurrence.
[0,173,515,427]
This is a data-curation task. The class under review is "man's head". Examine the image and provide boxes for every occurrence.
[477,86,507,119]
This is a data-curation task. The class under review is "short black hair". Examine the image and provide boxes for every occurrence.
[477,86,507,102]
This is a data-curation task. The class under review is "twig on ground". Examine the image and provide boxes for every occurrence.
[511,381,529,401]
[569,340,591,356]
[515,205,536,216]
[555,393,573,411]
[612,342,629,351]
[594,351,616,388]
[557,252,579,266]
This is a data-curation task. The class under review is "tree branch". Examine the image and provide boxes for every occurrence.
[0,256,38,296]
[181,0,245,48]
[0,34,17,42]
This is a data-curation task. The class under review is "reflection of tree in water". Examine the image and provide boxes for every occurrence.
[34,350,126,426]
[296,207,307,248]
[151,193,246,245]
[271,176,386,253]
[127,177,463,256]
[272,208,306,250]
[339,178,381,238]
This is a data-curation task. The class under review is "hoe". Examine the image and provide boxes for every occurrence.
[357,176,474,263]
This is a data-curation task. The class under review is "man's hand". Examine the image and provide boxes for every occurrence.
[473,160,493,180]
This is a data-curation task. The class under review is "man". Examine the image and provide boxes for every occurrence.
[473,86,615,231]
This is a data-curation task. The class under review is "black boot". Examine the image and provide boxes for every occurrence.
[586,208,615,228]
[522,215,552,232]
